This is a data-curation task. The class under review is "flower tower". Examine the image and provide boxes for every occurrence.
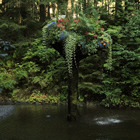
[43,12,112,121]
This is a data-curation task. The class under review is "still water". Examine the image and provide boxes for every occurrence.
[0,105,140,140]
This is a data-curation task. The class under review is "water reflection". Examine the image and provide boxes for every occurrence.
[0,105,140,140]
[0,105,15,120]
[94,117,122,125]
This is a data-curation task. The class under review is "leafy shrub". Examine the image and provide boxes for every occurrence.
[101,11,140,107]
[10,39,67,99]
[0,71,16,96]
[79,55,104,102]
[12,90,60,104]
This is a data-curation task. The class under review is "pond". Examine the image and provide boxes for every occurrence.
[0,105,140,140]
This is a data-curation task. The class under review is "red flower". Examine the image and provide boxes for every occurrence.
[57,23,65,29]
[57,24,60,27]
[74,19,79,24]
[84,32,88,36]
[100,28,104,31]
[87,38,90,40]
[93,34,97,38]
[57,20,61,23]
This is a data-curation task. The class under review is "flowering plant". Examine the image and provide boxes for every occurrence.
[43,12,112,74]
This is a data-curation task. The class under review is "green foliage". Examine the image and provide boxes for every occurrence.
[14,38,66,90]
[26,90,60,104]
[12,90,60,104]
[15,39,67,99]
[101,11,140,107]
[78,55,103,102]
[0,38,68,103]
[0,71,16,95]
[42,22,61,47]
[0,18,25,42]
[122,10,140,47]
[64,33,78,74]
[0,0,140,108]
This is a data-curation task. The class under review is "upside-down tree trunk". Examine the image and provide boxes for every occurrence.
[67,62,79,121]
[52,42,87,121]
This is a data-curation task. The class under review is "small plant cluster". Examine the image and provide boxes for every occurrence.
[27,91,60,104]
[43,12,112,74]
[0,71,16,96]
[12,90,60,104]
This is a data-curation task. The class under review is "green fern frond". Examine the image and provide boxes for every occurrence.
[64,33,78,74]
[79,82,102,92]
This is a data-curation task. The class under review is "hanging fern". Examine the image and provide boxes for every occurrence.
[64,33,78,74]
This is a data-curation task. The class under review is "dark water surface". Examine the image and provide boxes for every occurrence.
[0,105,140,140]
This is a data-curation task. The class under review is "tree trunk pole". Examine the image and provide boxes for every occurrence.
[67,62,79,121]
[40,4,46,22]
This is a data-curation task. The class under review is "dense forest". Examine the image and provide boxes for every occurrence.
[0,0,140,109]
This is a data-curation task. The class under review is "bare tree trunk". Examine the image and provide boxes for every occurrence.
[40,4,46,22]
[83,0,86,12]
[52,3,56,17]
[47,4,51,19]
[105,0,107,11]
[108,0,110,16]
[20,0,27,24]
